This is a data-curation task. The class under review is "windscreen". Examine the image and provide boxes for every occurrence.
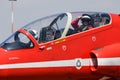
[0,31,34,50]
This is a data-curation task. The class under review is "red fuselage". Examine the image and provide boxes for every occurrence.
[0,12,120,80]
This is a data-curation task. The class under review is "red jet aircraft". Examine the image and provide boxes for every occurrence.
[0,12,120,80]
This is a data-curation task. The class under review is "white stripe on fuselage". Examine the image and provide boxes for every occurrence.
[0,58,119,69]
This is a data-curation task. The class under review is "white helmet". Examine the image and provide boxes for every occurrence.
[29,29,38,40]
[81,15,91,24]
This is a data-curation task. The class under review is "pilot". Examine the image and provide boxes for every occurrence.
[71,14,93,32]
[99,14,110,26]
[29,29,38,40]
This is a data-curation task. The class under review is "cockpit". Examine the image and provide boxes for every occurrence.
[0,12,111,50]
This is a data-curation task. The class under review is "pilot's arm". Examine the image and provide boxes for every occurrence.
[71,16,82,29]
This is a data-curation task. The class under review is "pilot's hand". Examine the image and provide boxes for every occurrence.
[78,16,82,19]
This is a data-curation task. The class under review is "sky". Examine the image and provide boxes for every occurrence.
[0,0,120,42]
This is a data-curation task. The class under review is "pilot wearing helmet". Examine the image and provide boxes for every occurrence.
[71,14,93,32]
[29,29,38,40]
[25,29,39,47]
